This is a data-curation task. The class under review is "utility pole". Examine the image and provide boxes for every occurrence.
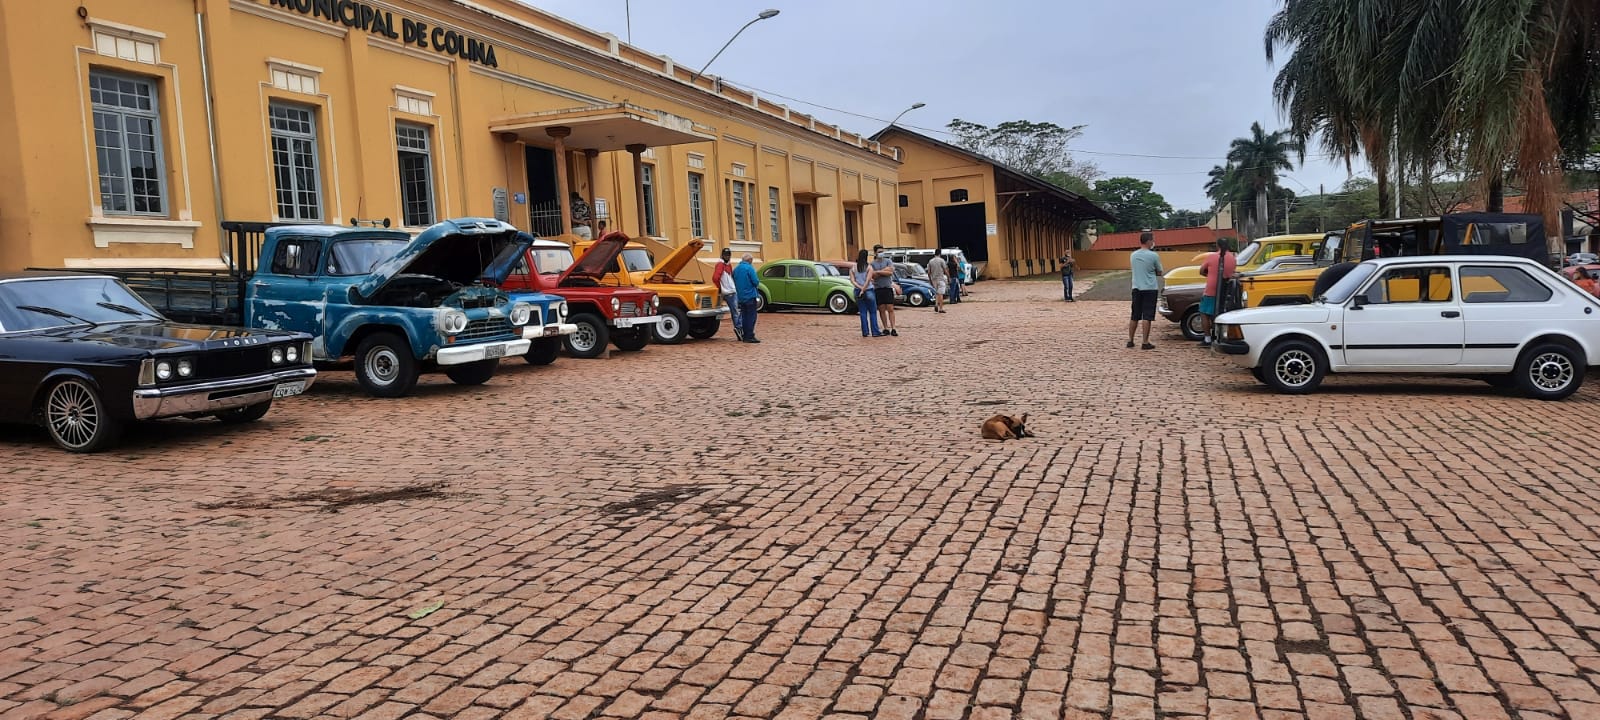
[1319,183,1325,233]
[1284,197,1291,235]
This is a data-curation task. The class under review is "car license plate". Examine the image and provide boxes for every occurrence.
[272,381,306,398]
[543,326,560,336]
[484,344,506,359]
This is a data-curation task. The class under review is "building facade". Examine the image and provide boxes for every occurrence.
[872,126,1110,279]
[0,0,902,271]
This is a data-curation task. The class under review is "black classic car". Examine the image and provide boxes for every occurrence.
[0,273,317,452]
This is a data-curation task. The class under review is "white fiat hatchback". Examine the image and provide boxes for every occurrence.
[1214,256,1600,399]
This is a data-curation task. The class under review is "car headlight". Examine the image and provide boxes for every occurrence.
[156,360,173,381]
[509,302,533,326]
[650,296,659,312]
[270,347,285,365]
[1240,290,1249,302]
[611,297,621,313]
[301,341,313,363]
[286,344,299,363]
[1221,324,1244,341]
[558,301,568,320]
[177,359,193,377]
[435,308,469,335]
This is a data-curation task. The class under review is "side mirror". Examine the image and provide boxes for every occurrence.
[1350,295,1367,309]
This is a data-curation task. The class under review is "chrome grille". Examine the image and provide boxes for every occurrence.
[456,317,513,343]
[620,301,640,316]
[698,296,712,309]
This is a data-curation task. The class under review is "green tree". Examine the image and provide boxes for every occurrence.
[1165,209,1212,229]
[1225,122,1302,237]
[1092,177,1172,233]
[947,119,1102,189]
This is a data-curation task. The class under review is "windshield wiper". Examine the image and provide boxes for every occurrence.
[16,305,95,327]
[96,301,154,318]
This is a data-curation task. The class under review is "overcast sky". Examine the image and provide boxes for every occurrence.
[519,0,1361,213]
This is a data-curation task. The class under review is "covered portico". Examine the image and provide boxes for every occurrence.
[994,167,1113,277]
[490,103,715,237]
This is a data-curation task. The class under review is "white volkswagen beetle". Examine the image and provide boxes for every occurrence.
[1214,256,1600,399]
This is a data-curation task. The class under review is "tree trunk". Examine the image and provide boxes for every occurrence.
[1487,174,1504,212]
[1254,191,1268,240]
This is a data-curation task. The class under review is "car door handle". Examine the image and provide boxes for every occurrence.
[1441,310,1461,318]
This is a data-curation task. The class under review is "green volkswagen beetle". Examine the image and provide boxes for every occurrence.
[754,259,857,314]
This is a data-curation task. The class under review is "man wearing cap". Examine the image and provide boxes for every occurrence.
[870,245,899,336]
[711,247,742,341]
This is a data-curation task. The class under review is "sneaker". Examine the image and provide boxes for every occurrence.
[889,329,899,336]
[747,337,761,343]
[872,332,885,337]
[1126,341,1135,348]
[1141,343,1155,350]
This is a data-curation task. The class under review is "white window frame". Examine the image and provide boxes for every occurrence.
[768,186,781,243]
[89,70,167,217]
[396,122,434,228]
[687,172,705,238]
[731,180,747,242]
[268,101,323,222]
[640,164,658,236]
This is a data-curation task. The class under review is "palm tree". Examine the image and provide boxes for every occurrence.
[1225,122,1302,237]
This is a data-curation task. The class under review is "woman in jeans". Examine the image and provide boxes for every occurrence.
[852,249,882,337]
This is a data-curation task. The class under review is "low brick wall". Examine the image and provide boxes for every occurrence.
[1072,249,1207,271]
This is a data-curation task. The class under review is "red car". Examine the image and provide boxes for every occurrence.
[497,235,660,359]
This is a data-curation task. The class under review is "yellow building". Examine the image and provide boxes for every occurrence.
[0,0,902,271]
[873,126,1110,278]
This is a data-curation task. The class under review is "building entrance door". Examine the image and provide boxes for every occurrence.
[935,203,988,262]
[844,209,860,258]
[794,202,814,260]
[524,146,561,237]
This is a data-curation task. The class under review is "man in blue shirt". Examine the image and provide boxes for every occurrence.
[733,253,762,343]
[1128,231,1164,349]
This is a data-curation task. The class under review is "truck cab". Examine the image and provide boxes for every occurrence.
[573,233,726,343]
[496,234,661,358]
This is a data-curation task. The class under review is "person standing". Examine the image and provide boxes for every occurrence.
[947,254,963,305]
[1127,232,1164,350]
[1061,251,1077,302]
[870,245,899,336]
[1196,238,1236,347]
[712,247,742,341]
[852,249,882,337]
[733,253,761,343]
[569,192,593,239]
[926,253,949,314]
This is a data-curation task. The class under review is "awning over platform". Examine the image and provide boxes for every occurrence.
[489,103,716,150]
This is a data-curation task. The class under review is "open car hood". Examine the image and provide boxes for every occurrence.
[649,239,704,279]
[356,218,524,300]
[563,235,628,282]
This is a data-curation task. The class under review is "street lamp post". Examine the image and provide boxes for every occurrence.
[690,9,779,84]
[888,102,925,128]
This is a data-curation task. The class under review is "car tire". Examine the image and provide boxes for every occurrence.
[1250,366,1268,384]
[1515,342,1585,400]
[826,292,852,314]
[613,328,650,352]
[1311,262,1359,299]
[1181,309,1206,341]
[354,331,420,398]
[687,318,720,340]
[1260,339,1326,394]
[563,313,609,359]
[444,358,498,386]
[524,338,560,365]
[217,400,272,424]
[755,292,771,313]
[40,377,123,453]
[652,306,689,344]
[907,291,928,308]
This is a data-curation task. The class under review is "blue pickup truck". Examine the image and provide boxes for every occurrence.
[97,218,572,398]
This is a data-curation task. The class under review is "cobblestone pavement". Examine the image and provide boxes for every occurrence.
[3,279,1600,720]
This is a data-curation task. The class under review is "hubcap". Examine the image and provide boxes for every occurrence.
[366,347,400,385]
[571,323,598,352]
[910,293,925,307]
[659,315,681,339]
[830,294,848,312]
[1186,313,1206,337]
[1530,352,1574,391]
[47,380,99,449]
[1274,349,1316,387]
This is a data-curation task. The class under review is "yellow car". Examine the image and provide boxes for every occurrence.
[1164,233,1324,287]
[574,236,727,343]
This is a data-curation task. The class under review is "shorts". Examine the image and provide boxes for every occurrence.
[932,280,948,295]
[1130,289,1158,321]
[1198,295,1217,317]
[874,287,895,306]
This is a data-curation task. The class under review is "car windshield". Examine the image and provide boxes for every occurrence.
[0,276,162,332]
[328,238,407,276]
[530,247,575,274]
[619,248,654,272]
[1320,262,1379,304]
[1234,243,1261,265]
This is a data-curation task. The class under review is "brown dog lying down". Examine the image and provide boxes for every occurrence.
[980,413,1033,441]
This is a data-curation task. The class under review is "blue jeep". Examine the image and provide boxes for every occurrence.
[100,218,572,397]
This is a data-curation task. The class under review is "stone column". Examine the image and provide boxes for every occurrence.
[546,126,572,234]
[626,143,648,237]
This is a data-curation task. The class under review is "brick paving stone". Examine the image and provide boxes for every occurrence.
[4,279,1600,718]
